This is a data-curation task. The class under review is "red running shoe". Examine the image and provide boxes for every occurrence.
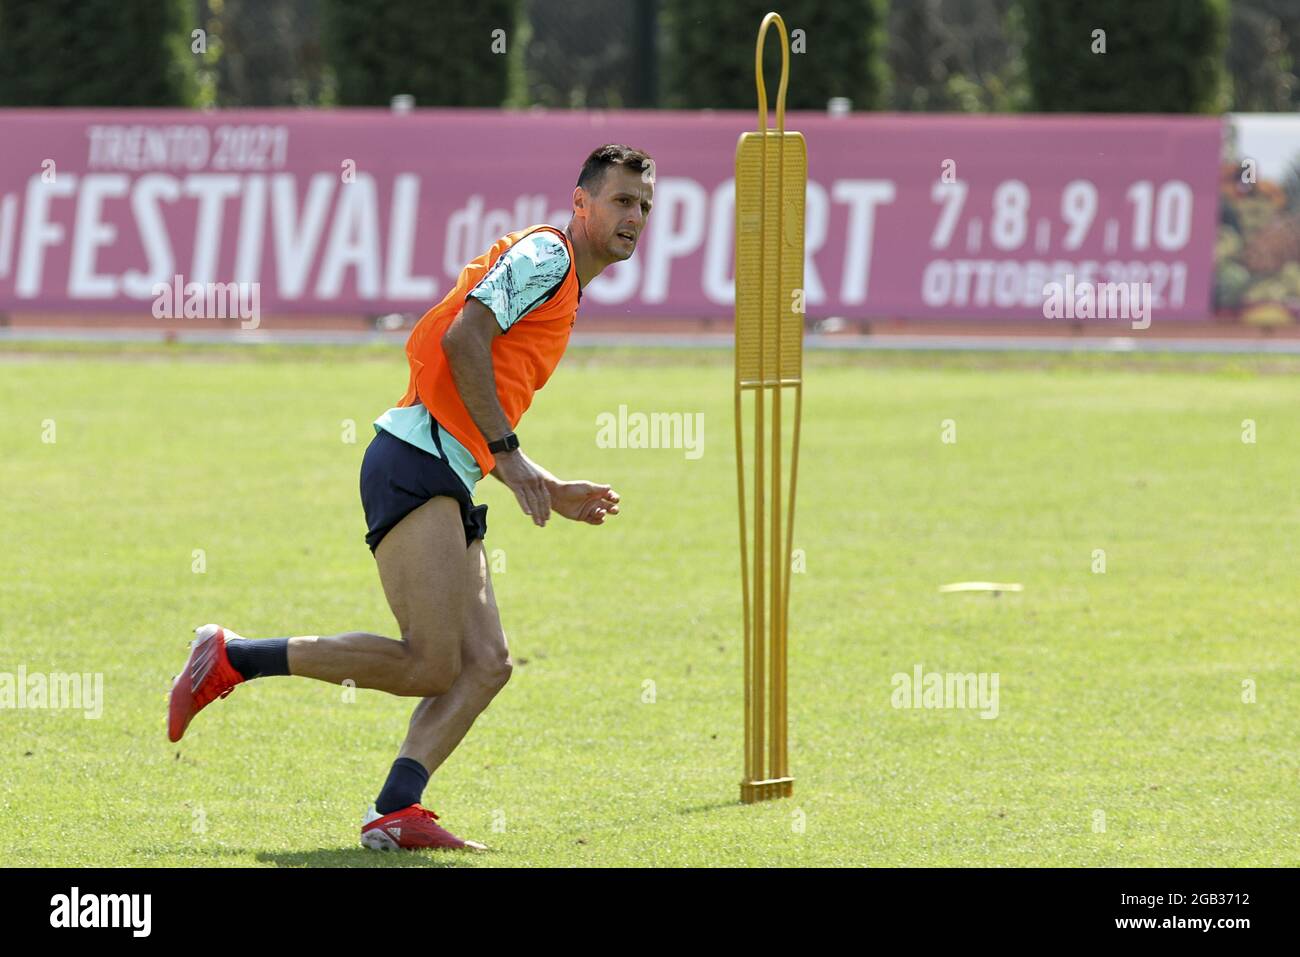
[361,803,487,851]
[167,624,245,742]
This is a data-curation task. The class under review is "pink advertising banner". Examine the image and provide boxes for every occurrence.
[0,108,1222,320]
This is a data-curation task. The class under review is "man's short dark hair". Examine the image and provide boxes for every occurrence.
[576,144,654,196]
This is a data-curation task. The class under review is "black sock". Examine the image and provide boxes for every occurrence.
[225,638,290,681]
[375,758,430,815]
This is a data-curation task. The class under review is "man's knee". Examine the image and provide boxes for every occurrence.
[485,649,513,692]
[466,637,512,694]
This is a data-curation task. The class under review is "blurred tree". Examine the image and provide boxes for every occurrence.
[1019,0,1229,112]
[662,0,888,111]
[322,0,520,106]
[888,0,1027,112]
[521,0,657,108]
[0,0,196,105]
[195,0,328,107]
[1227,0,1300,112]
[888,0,948,110]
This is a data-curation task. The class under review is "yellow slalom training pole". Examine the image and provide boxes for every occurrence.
[734,10,806,804]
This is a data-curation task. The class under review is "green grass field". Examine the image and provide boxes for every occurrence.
[1,343,1297,867]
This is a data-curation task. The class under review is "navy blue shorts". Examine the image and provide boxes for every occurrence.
[360,428,487,553]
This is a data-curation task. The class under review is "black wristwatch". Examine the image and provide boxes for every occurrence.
[488,431,520,454]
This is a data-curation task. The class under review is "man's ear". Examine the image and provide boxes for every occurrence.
[572,185,586,217]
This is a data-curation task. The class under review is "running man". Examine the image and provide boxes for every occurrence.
[167,144,654,851]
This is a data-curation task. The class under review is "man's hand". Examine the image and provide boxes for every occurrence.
[491,449,553,526]
[548,479,621,525]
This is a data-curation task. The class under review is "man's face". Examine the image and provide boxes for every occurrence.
[584,166,654,261]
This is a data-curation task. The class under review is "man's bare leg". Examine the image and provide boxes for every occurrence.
[285,497,469,697]
[357,503,508,851]
[395,539,511,774]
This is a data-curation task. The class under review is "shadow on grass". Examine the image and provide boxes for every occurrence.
[677,800,743,815]
[255,847,490,867]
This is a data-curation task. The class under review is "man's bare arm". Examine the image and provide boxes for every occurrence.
[442,297,512,443]
[442,299,552,524]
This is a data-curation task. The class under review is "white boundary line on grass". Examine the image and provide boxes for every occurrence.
[2,327,1300,354]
